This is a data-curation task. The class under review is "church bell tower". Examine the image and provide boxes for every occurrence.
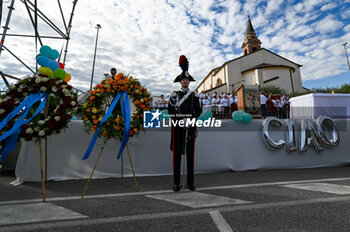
[241,15,262,55]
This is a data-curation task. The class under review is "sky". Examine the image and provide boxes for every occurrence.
[0,0,349,96]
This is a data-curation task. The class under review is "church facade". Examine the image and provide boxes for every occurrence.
[196,16,305,94]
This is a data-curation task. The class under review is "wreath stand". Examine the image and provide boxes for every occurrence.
[45,138,48,182]
[121,153,123,178]
[81,143,139,198]
[39,140,46,202]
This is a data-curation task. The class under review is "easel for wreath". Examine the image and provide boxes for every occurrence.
[80,73,151,198]
[81,143,139,198]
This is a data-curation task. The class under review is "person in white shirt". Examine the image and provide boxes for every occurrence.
[260,92,268,118]
[202,96,211,111]
[231,92,237,103]
[166,94,169,109]
[199,92,206,106]
[155,100,159,109]
[279,93,289,118]
[158,95,167,110]
[212,94,219,105]
[211,94,219,115]
[218,95,223,103]
[229,96,235,105]
[221,95,230,118]
[217,95,224,116]
[268,93,277,107]
[206,93,211,102]
[271,99,277,107]
[151,100,156,110]
[220,95,229,106]
[203,96,211,106]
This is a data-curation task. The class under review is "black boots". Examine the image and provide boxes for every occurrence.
[173,184,180,192]
[173,183,196,192]
[187,183,196,191]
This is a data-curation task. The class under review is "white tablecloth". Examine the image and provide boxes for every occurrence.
[16,119,350,182]
[290,93,350,119]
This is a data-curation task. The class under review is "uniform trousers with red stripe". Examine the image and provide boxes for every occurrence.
[172,126,196,186]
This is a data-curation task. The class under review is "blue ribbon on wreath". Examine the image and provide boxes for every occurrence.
[82,92,131,160]
[0,92,47,162]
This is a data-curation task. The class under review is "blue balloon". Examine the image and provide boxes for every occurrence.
[203,110,212,119]
[197,114,204,122]
[40,45,52,57]
[37,56,50,67]
[242,113,253,123]
[49,49,59,60]
[197,115,205,122]
[232,110,244,121]
[207,111,213,118]
[198,110,212,122]
[47,60,59,72]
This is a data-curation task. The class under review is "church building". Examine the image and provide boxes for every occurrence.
[196,16,305,94]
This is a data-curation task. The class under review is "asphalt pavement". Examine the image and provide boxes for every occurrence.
[1,166,350,231]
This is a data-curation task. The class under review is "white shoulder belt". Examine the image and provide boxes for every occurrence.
[176,90,193,108]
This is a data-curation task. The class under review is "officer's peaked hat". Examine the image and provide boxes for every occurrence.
[174,55,195,82]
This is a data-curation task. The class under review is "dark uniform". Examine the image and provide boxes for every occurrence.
[168,84,202,191]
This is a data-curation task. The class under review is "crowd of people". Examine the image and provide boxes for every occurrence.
[198,91,237,118]
[152,91,237,119]
[152,90,290,119]
[260,92,290,118]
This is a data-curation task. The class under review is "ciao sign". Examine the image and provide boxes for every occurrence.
[262,116,340,152]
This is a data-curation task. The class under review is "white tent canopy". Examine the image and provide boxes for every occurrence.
[290,93,350,119]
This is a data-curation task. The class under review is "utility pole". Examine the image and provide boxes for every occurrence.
[343,42,350,70]
[90,24,101,91]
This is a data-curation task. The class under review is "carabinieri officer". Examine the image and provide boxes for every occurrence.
[168,55,202,192]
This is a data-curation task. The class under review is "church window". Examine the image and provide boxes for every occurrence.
[216,78,222,87]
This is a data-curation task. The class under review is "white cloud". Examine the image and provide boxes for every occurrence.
[313,15,344,33]
[264,0,284,15]
[321,3,338,11]
[0,0,348,95]
[287,25,314,38]
[294,0,324,13]
[341,7,350,19]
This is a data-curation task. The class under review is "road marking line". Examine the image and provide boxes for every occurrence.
[281,183,350,195]
[209,211,233,232]
[2,195,350,232]
[198,177,350,191]
[0,202,88,226]
[2,176,350,206]
[146,192,251,208]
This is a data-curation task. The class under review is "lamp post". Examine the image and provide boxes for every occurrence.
[90,24,101,90]
[343,42,350,71]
